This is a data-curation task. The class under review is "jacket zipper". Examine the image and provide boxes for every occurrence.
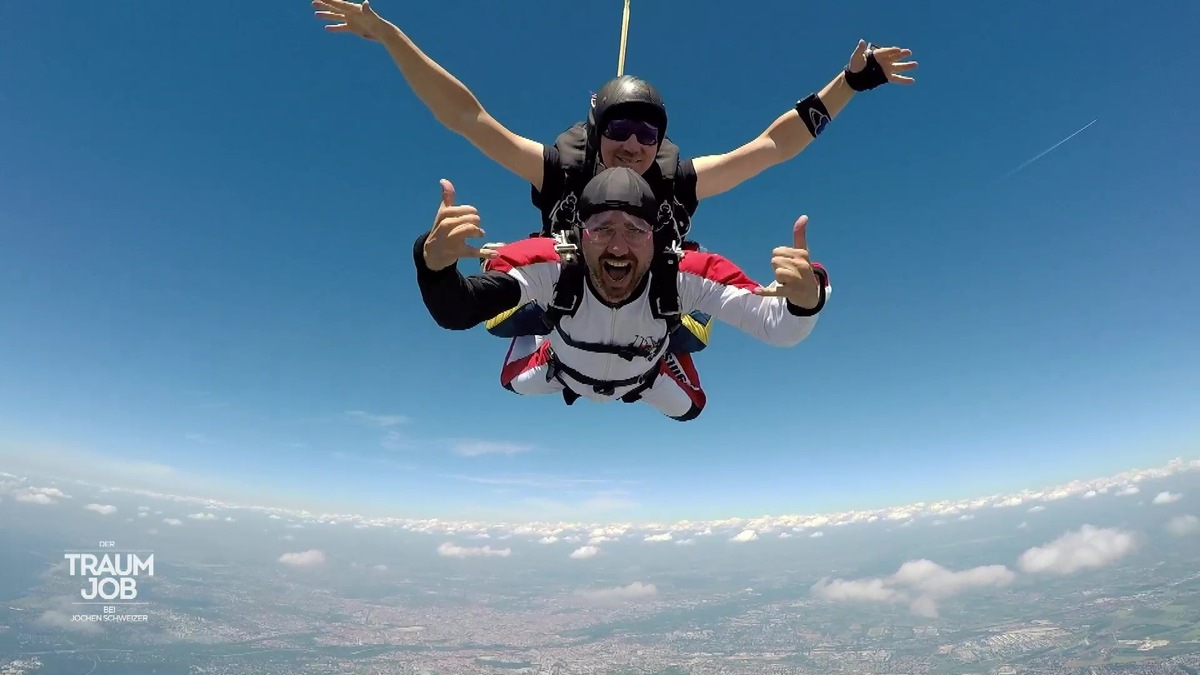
[602,304,619,382]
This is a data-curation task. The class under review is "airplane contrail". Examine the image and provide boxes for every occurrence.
[998,118,1098,181]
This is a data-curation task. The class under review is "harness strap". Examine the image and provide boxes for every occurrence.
[542,239,585,331]
[546,348,661,398]
[556,328,663,361]
[648,244,683,334]
[619,362,662,403]
[558,377,582,406]
[538,236,681,404]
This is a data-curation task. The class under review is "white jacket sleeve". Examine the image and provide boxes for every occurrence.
[505,261,561,307]
[676,251,831,347]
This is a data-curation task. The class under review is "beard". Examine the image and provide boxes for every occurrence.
[590,253,641,301]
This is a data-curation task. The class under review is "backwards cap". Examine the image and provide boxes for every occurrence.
[578,167,659,226]
[588,75,668,150]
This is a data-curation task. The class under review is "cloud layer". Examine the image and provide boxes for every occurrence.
[2,458,1196,559]
[811,523,1137,617]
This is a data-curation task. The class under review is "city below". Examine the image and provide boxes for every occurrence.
[2,553,1198,674]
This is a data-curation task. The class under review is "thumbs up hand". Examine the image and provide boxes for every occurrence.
[752,215,821,310]
[423,179,498,272]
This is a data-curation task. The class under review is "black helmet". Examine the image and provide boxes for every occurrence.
[586,75,667,152]
[578,166,659,226]
[562,166,659,261]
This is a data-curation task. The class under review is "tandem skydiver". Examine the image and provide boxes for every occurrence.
[415,167,831,420]
[312,0,914,381]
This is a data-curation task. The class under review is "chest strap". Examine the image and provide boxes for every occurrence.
[556,329,664,361]
[543,239,685,342]
[545,348,662,398]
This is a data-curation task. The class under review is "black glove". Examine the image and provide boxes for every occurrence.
[844,44,890,91]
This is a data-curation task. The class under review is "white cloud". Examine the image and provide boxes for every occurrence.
[576,582,657,605]
[538,536,559,544]
[83,503,117,515]
[12,486,68,504]
[731,529,757,543]
[345,410,407,427]
[1166,515,1198,536]
[163,518,183,526]
[134,458,1200,542]
[1152,491,1181,505]
[892,559,1016,598]
[812,559,1016,618]
[812,577,905,604]
[451,440,533,458]
[569,546,599,559]
[436,542,511,558]
[278,549,325,567]
[187,512,217,520]
[4,455,1198,555]
[1018,525,1136,575]
[1028,505,1046,513]
[644,532,673,543]
[779,532,793,538]
[343,411,411,451]
[1116,486,1140,496]
[1082,490,1097,499]
[675,538,695,545]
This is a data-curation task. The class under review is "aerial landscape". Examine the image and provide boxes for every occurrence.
[3,0,1198,673]
[2,459,1198,674]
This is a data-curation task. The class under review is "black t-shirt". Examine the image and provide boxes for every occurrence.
[532,143,701,241]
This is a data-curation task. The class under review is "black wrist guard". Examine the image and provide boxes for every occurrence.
[844,45,889,91]
[795,92,831,139]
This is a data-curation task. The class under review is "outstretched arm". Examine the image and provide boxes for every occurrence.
[315,0,546,189]
[677,252,830,348]
[691,41,916,200]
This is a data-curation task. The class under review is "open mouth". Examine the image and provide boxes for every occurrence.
[602,259,632,283]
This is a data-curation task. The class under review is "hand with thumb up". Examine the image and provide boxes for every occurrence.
[423,179,498,272]
[752,215,820,310]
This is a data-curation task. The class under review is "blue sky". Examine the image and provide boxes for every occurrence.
[1,0,1197,523]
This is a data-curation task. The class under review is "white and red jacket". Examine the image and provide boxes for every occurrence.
[413,233,830,399]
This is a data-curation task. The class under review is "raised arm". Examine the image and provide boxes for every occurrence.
[414,180,559,329]
[678,252,829,347]
[413,232,525,330]
[691,41,917,200]
[677,215,830,346]
[315,0,546,189]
